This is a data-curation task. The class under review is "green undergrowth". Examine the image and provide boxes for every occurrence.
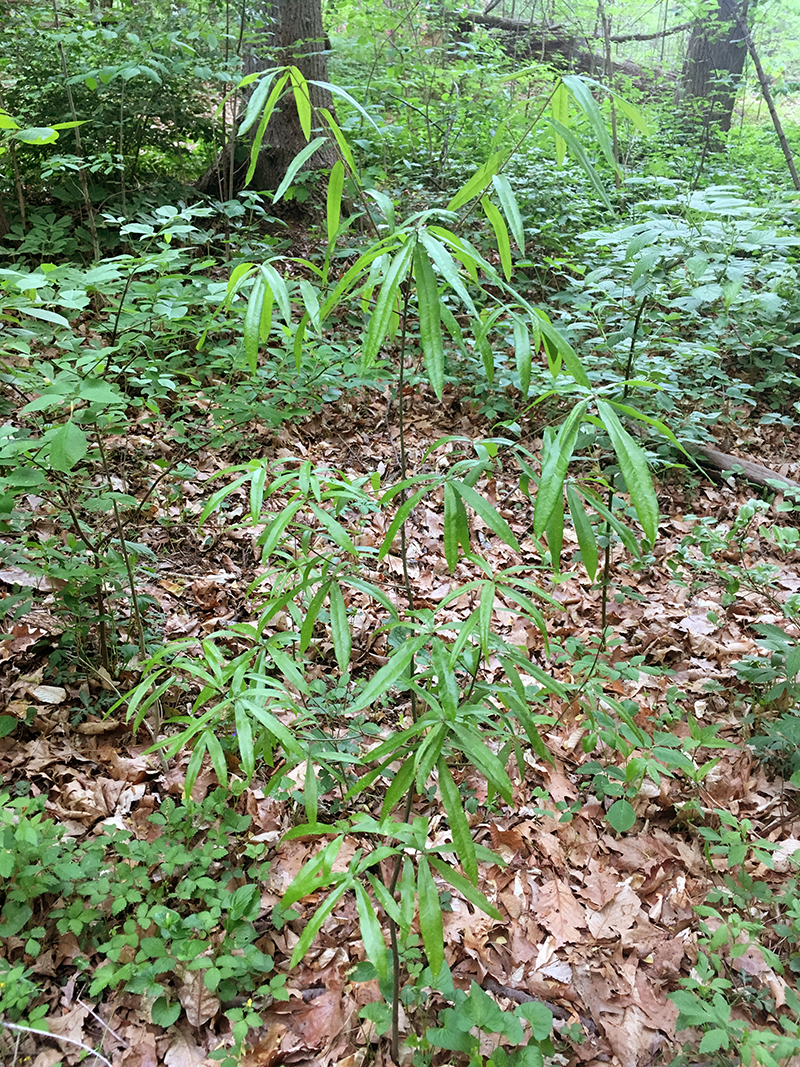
[3,16,800,1064]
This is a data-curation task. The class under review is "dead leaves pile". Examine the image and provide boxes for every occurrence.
[2,385,800,1067]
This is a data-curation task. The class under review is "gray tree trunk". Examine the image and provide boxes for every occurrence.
[679,0,748,134]
[197,0,334,200]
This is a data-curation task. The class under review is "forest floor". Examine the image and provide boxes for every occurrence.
[3,365,800,1067]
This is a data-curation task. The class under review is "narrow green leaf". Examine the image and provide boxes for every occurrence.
[289,882,350,968]
[234,703,255,780]
[437,757,477,884]
[304,757,318,825]
[512,313,531,398]
[328,582,352,672]
[427,856,502,920]
[308,501,357,554]
[544,488,564,574]
[299,278,320,332]
[418,230,477,316]
[452,480,520,552]
[491,175,525,253]
[309,80,381,131]
[300,583,329,654]
[596,399,658,544]
[260,262,292,325]
[327,160,345,248]
[566,483,598,581]
[243,274,266,373]
[533,400,587,537]
[480,195,512,281]
[562,74,616,172]
[350,635,426,713]
[274,137,327,204]
[239,68,279,136]
[289,65,312,140]
[447,151,505,212]
[245,72,291,185]
[363,239,413,368]
[378,484,431,561]
[319,108,358,176]
[551,81,569,165]
[415,723,447,792]
[413,242,445,400]
[549,120,612,210]
[534,308,590,387]
[451,725,513,804]
[21,306,69,328]
[443,482,462,572]
[381,755,416,819]
[417,857,444,978]
[355,884,388,981]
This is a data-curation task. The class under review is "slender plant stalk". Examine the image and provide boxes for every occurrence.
[51,0,100,259]
[599,295,648,640]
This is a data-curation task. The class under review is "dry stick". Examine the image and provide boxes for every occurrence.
[738,18,800,190]
[597,0,620,186]
[1,1021,112,1067]
[51,0,100,260]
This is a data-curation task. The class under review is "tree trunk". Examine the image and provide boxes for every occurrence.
[679,0,748,134]
[248,0,334,193]
[197,0,334,200]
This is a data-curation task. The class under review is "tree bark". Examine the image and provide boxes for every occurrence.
[679,0,748,134]
[197,0,334,200]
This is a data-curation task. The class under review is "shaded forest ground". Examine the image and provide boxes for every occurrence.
[3,316,800,1065]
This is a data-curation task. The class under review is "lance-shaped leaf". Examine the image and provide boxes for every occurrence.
[552,80,569,165]
[437,757,477,884]
[319,108,358,176]
[327,159,345,249]
[549,119,612,210]
[596,399,658,544]
[417,857,444,978]
[491,174,525,253]
[355,883,388,980]
[413,241,445,399]
[239,68,281,136]
[566,483,598,581]
[274,136,327,204]
[446,150,505,212]
[289,65,312,140]
[418,230,477,316]
[512,313,531,397]
[243,274,267,372]
[363,238,414,367]
[452,479,520,552]
[533,400,588,536]
[562,74,616,173]
[481,195,512,280]
[245,71,291,184]
[350,634,427,713]
[328,582,352,672]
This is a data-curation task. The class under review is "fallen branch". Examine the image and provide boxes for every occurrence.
[686,443,800,491]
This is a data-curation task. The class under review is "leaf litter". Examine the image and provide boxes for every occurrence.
[2,378,800,1067]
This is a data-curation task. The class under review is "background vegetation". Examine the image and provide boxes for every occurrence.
[2,0,800,1064]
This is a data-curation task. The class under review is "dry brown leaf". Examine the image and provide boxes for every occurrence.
[586,883,643,939]
[164,1025,213,1066]
[178,968,220,1027]
[535,879,586,946]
